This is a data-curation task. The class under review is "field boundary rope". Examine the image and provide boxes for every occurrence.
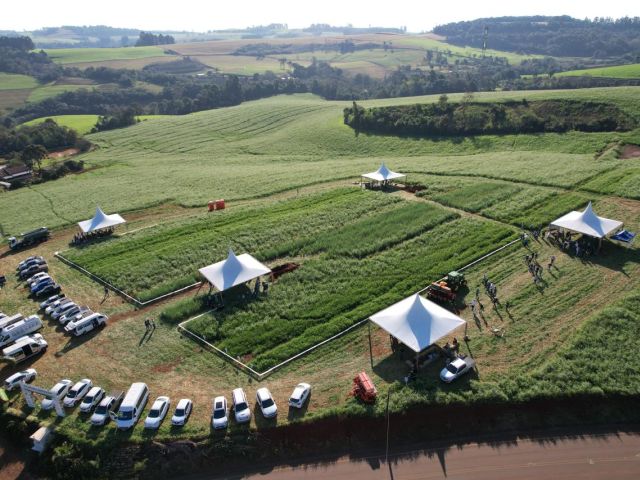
[54,251,202,308]
[178,235,522,379]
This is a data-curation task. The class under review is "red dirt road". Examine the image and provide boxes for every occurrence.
[213,432,640,479]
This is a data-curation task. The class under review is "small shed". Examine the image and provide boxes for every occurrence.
[0,164,32,184]
[30,426,54,453]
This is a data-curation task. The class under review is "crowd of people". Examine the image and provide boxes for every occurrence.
[71,227,116,245]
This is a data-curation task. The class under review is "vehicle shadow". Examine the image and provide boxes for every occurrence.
[54,326,104,357]
[287,395,311,422]
[253,404,278,430]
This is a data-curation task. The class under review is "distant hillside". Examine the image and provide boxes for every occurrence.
[434,16,640,58]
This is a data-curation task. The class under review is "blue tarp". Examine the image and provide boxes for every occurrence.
[612,230,636,243]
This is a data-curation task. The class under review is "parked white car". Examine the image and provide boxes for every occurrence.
[46,298,72,315]
[52,302,78,321]
[256,387,277,418]
[2,334,47,363]
[26,272,49,286]
[144,396,170,429]
[171,398,192,426]
[211,396,228,430]
[440,357,476,383]
[232,388,251,424]
[91,392,123,426]
[41,379,73,410]
[3,368,37,391]
[63,378,92,407]
[80,386,105,413]
[288,383,311,409]
[64,313,107,336]
[59,306,90,325]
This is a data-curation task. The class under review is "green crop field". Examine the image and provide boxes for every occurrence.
[0,72,39,90]
[556,63,640,79]
[1,87,639,235]
[26,83,92,103]
[23,114,171,135]
[44,45,169,64]
[1,85,640,452]
[66,188,511,370]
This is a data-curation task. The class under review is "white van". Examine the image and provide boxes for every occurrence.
[0,315,43,348]
[0,313,24,330]
[2,334,48,363]
[64,313,107,336]
[115,382,149,430]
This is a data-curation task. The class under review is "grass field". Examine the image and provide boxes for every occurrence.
[44,46,169,64]
[26,84,92,103]
[23,114,171,135]
[1,87,639,235]
[0,86,639,447]
[0,72,39,90]
[556,63,640,79]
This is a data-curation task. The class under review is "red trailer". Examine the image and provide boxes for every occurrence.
[352,371,377,403]
[208,199,226,212]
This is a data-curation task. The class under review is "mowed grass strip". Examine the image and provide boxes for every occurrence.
[44,46,168,64]
[556,63,640,79]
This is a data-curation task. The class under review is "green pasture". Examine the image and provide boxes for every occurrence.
[556,63,640,79]
[1,88,640,234]
[0,72,39,90]
[22,114,170,135]
[44,46,169,64]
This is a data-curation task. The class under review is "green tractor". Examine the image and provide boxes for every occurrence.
[445,271,467,292]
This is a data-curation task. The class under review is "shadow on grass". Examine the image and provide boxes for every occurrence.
[54,325,105,357]
[253,403,277,430]
[287,396,311,422]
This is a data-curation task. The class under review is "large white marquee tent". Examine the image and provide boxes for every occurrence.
[361,163,406,184]
[369,293,466,353]
[550,202,623,239]
[78,206,126,233]
[199,249,271,292]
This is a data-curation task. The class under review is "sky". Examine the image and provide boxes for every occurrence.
[2,0,639,33]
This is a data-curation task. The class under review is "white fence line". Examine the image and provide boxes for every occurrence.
[54,252,202,308]
[178,235,522,379]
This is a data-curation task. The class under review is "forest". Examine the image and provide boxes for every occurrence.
[343,98,636,136]
[434,16,640,58]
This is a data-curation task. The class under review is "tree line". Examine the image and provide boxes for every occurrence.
[135,32,175,46]
[344,98,636,137]
[434,15,640,58]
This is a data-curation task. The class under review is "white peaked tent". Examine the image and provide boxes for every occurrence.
[78,206,126,233]
[550,202,623,239]
[361,163,406,183]
[199,249,271,292]
[369,293,466,353]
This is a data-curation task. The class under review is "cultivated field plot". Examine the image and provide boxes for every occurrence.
[44,46,169,64]
[1,88,640,441]
[556,63,640,79]
[65,188,513,371]
[1,88,640,235]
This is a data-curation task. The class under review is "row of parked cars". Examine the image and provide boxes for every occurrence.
[17,256,61,298]
[0,311,48,363]
[4,371,312,431]
[40,293,108,337]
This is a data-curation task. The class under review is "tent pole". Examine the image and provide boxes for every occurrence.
[368,321,373,368]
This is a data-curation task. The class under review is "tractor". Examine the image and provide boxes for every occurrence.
[445,271,467,292]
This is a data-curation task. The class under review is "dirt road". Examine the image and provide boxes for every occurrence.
[209,431,640,480]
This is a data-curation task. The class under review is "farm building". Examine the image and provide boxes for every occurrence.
[550,202,623,239]
[369,293,466,367]
[361,163,406,187]
[77,206,126,233]
[0,164,32,185]
[199,249,271,292]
